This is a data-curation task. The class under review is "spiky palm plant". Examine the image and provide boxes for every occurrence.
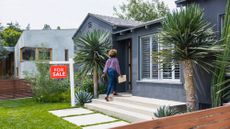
[75,90,93,106]
[154,106,179,118]
[160,4,220,111]
[212,0,230,107]
[74,30,111,98]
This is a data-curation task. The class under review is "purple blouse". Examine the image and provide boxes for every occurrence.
[103,57,121,75]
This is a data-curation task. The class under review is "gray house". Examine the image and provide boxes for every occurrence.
[74,0,227,108]
[15,29,76,78]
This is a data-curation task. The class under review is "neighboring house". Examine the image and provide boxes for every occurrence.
[73,0,227,108]
[15,29,76,79]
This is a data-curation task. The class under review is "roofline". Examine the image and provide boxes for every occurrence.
[23,28,77,32]
[112,17,164,35]
[72,13,117,39]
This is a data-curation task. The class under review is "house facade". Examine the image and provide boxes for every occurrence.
[15,29,76,78]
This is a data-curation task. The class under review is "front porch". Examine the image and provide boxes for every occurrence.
[85,93,186,123]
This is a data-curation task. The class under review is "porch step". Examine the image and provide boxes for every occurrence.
[85,103,153,122]
[91,99,156,116]
[85,93,186,123]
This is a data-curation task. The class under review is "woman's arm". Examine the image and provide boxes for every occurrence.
[115,58,121,75]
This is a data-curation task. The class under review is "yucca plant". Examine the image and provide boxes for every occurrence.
[212,0,230,107]
[160,4,220,111]
[74,30,111,98]
[75,90,93,106]
[154,106,179,118]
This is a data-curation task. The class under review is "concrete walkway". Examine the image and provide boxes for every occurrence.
[49,108,129,129]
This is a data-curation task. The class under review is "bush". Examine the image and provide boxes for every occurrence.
[75,72,107,94]
[75,90,93,106]
[26,62,70,103]
[154,106,179,118]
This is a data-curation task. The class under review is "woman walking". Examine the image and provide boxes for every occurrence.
[102,49,121,101]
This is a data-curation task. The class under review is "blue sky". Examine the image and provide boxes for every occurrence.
[0,0,176,29]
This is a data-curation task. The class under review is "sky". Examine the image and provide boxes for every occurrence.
[0,0,177,29]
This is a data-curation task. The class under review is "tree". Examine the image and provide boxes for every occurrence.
[113,0,169,22]
[0,36,8,59]
[160,4,220,111]
[0,22,22,46]
[43,24,51,30]
[74,30,111,98]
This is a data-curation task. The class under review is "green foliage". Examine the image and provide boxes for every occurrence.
[26,60,70,103]
[0,22,22,46]
[114,0,169,22]
[154,106,179,118]
[160,4,220,111]
[160,4,220,69]
[75,91,93,106]
[0,37,8,60]
[74,30,111,98]
[75,72,107,95]
[74,30,111,76]
[0,99,80,129]
[212,0,230,107]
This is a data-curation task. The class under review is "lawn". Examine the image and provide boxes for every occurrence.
[0,98,81,129]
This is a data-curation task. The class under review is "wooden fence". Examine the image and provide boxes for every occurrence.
[0,79,32,100]
[112,105,230,129]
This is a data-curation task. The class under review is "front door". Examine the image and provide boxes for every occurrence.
[116,39,132,92]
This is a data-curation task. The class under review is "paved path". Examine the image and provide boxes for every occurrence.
[49,108,129,129]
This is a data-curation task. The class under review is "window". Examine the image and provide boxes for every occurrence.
[20,47,52,61]
[65,49,68,61]
[21,48,35,61]
[38,48,52,60]
[140,34,180,81]
[220,14,225,34]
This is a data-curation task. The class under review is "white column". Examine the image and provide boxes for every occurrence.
[69,58,75,107]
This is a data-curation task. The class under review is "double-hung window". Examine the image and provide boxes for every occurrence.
[140,34,180,81]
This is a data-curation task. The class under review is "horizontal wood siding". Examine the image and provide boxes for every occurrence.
[0,80,32,100]
[112,105,230,129]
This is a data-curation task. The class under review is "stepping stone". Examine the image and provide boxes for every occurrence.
[63,113,117,126]
[83,121,129,129]
[49,108,93,117]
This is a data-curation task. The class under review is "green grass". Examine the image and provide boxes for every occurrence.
[0,98,81,129]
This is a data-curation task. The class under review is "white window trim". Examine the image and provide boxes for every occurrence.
[139,34,180,82]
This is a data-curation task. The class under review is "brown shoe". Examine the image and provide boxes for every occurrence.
[105,97,109,101]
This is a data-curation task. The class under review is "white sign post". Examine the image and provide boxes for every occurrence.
[49,58,75,107]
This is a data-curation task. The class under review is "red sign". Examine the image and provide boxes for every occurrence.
[50,65,68,79]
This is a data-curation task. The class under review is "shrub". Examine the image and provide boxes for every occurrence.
[154,106,179,118]
[26,62,70,103]
[75,90,93,106]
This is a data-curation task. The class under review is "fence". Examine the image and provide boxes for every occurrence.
[0,79,32,100]
[112,105,230,129]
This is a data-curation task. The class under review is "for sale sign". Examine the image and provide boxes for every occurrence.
[50,65,68,79]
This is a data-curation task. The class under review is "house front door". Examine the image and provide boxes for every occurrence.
[116,39,132,93]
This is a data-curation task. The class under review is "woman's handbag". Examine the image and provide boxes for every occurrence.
[118,75,127,84]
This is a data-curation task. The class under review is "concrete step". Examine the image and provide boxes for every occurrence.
[85,103,153,122]
[99,94,185,109]
[91,99,156,116]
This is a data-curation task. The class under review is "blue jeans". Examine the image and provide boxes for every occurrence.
[106,68,117,96]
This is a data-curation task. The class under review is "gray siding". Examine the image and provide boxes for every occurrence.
[178,0,227,35]
[15,29,76,78]
[114,24,187,102]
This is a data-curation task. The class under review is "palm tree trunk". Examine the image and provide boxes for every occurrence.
[93,66,98,98]
[182,60,196,111]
